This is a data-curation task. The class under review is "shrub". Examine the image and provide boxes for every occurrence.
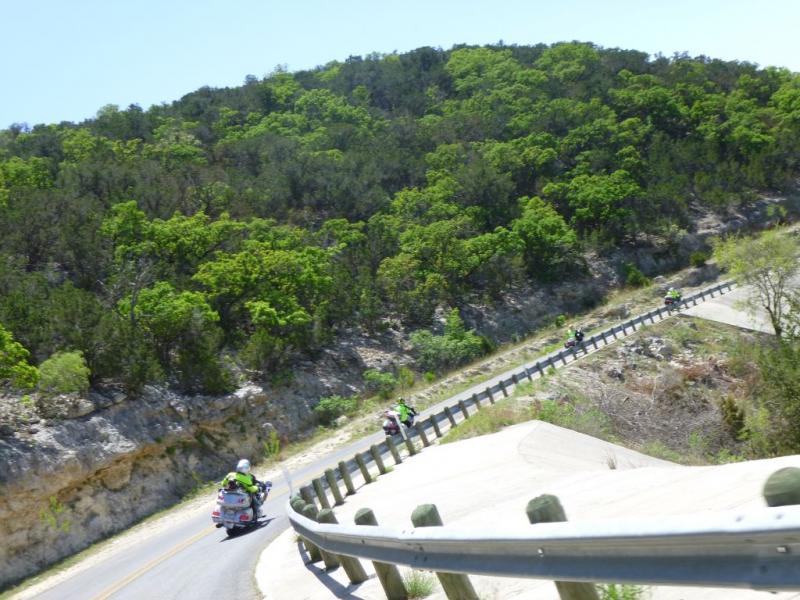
[403,570,436,598]
[37,351,90,395]
[554,314,566,328]
[313,395,358,426]
[411,309,489,373]
[689,250,709,267]
[363,368,398,399]
[623,262,650,288]
[397,365,415,389]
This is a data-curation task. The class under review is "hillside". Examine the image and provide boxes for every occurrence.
[1,42,800,396]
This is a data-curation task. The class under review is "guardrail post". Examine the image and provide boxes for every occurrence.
[472,392,482,409]
[302,504,339,569]
[415,423,431,447]
[655,307,663,319]
[429,414,443,438]
[337,460,356,495]
[325,468,345,506]
[299,503,324,563]
[526,494,600,600]
[559,350,568,365]
[300,485,316,507]
[524,366,534,382]
[355,452,374,484]
[600,331,607,344]
[411,504,479,600]
[312,477,331,510]
[404,435,418,456]
[354,508,408,599]
[590,335,598,349]
[763,467,800,506]
[512,373,519,386]
[458,399,470,419]
[499,380,509,397]
[620,322,627,334]
[318,509,369,583]
[610,326,619,339]
[291,497,322,563]
[485,386,495,403]
[444,405,457,428]
[536,362,545,377]
[370,444,388,475]
[386,436,403,464]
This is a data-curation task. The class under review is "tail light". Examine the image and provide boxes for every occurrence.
[212,511,220,517]
[239,514,250,521]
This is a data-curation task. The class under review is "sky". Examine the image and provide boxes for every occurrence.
[1,0,798,128]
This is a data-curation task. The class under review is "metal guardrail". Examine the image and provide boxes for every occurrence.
[287,502,800,590]
[301,280,738,504]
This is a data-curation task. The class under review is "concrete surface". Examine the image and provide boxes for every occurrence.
[257,421,800,600]
[684,285,775,334]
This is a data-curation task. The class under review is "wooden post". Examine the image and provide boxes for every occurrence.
[458,399,470,420]
[302,504,338,569]
[415,424,430,447]
[536,362,545,377]
[525,367,534,382]
[526,495,600,600]
[324,469,345,506]
[337,461,356,495]
[370,444,388,474]
[600,331,607,344]
[486,386,495,404]
[355,452,373,484]
[763,467,800,507]
[472,392,482,409]
[511,373,519,386]
[300,504,323,563]
[429,414,443,438]
[318,509,368,584]
[355,508,408,600]
[300,485,315,507]
[291,497,320,562]
[411,504,478,600]
[444,406,457,428]
[499,380,509,397]
[404,435,417,456]
[386,436,403,464]
[559,351,568,365]
[312,477,331,510]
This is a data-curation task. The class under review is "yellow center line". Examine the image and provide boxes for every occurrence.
[90,525,216,600]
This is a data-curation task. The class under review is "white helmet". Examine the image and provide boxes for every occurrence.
[236,458,251,473]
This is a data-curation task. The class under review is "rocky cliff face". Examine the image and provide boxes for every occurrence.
[0,194,795,589]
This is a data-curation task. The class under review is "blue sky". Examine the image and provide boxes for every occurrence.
[1,0,798,128]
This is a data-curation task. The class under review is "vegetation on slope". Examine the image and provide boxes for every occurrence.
[1,42,799,394]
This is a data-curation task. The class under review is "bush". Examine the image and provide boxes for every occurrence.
[37,351,90,395]
[554,314,566,328]
[363,368,398,399]
[410,309,489,373]
[313,395,358,426]
[689,250,709,267]
[623,263,650,288]
[397,365,415,389]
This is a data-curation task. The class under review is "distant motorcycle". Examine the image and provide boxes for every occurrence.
[664,295,682,307]
[212,480,271,536]
[564,329,585,349]
[382,409,414,436]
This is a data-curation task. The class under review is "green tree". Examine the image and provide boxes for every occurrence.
[713,229,799,337]
[0,322,39,389]
[38,351,91,395]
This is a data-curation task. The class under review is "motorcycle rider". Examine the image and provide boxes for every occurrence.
[221,459,264,518]
[394,398,417,427]
[666,287,682,302]
[566,326,577,345]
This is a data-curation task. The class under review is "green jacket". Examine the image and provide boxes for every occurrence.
[221,471,258,494]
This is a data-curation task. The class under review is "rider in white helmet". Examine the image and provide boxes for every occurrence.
[221,458,265,516]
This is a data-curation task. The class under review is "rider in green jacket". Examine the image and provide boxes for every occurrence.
[221,459,262,514]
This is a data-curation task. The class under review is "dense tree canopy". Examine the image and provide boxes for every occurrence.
[1,42,799,393]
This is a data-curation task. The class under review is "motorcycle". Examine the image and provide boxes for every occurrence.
[382,409,415,436]
[664,295,682,307]
[564,329,584,349]
[212,480,272,536]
